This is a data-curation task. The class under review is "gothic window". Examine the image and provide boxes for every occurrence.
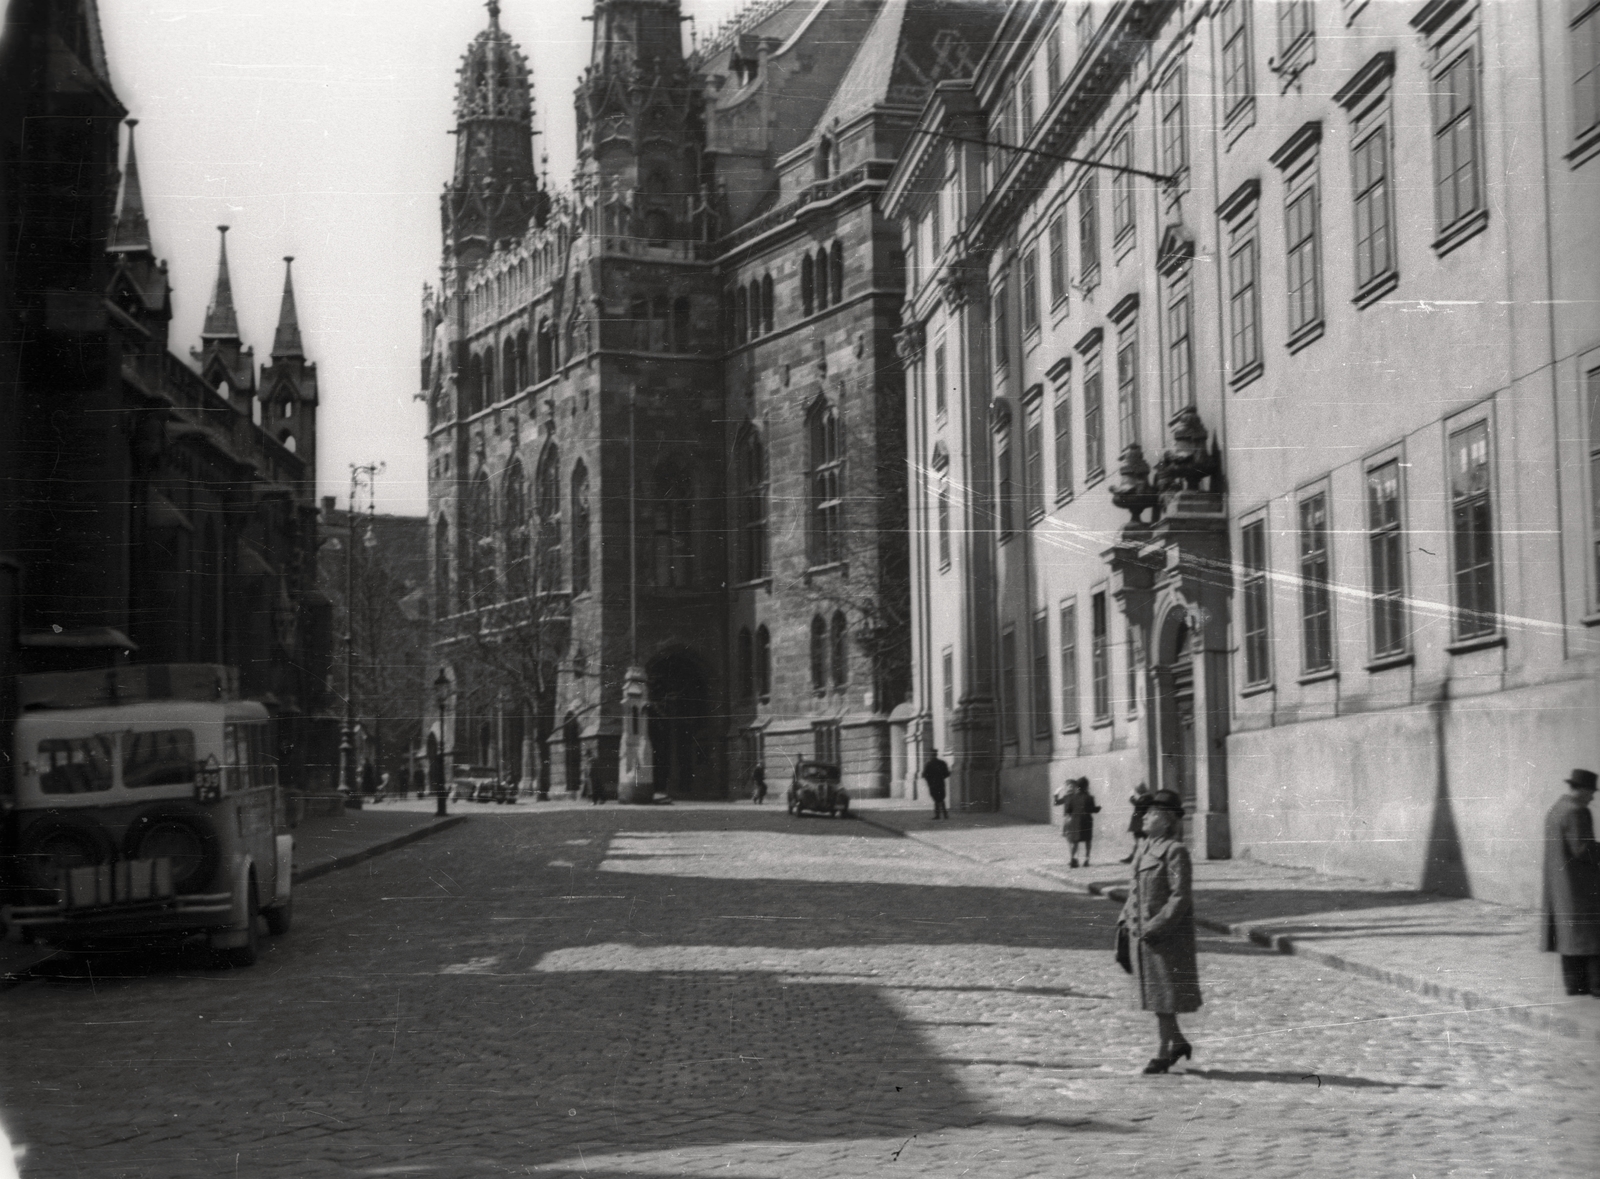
[735,287,749,343]
[435,516,452,614]
[808,402,844,567]
[738,627,755,701]
[483,349,496,410]
[651,295,670,351]
[761,274,774,333]
[537,317,555,381]
[467,353,484,417]
[571,461,591,593]
[503,459,530,597]
[814,135,833,180]
[815,250,830,310]
[748,280,762,337]
[516,331,530,389]
[651,460,695,587]
[755,624,772,701]
[535,442,562,594]
[737,425,768,581]
[673,297,691,351]
[643,207,671,243]
[810,615,827,692]
[801,255,815,316]
[830,241,844,304]
[830,610,848,688]
[502,338,517,400]
[463,468,494,607]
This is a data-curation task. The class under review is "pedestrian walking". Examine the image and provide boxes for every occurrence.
[1054,777,1101,867]
[921,749,951,820]
[1121,781,1153,863]
[1118,789,1200,1075]
[375,771,392,802]
[360,758,378,798]
[1542,768,1600,996]
[751,761,767,804]
[583,748,604,805]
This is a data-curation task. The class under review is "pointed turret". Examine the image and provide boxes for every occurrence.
[202,224,240,339]
[110,119,150,254]
[272,256,304,359]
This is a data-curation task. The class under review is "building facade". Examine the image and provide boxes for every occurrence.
[0,0,334,788]
[423,0,1000,800]
[886,0,1600,906]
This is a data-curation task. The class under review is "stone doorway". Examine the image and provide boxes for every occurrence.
[647,650,712,798]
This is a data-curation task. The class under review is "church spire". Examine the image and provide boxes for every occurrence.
[110,118,150,253]
[201,225,240,340]
[272,256,304,359]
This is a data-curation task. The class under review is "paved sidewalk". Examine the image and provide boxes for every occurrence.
[854,799,1600,1043]
[289,806,465,882]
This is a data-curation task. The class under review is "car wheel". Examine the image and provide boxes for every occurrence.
[224,877,260,968]
[263,893,292,936]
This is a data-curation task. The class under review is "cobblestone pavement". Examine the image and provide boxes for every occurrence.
[1,806,1594,1177]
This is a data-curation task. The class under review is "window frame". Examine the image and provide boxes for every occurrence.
[1051,361,1074,505]
[1115,310,1140,456]
[1218,0,1256,133]
[1090,589,1111,723]
[1163,265,1194,421]
[1573,0,1600,160]
[1240,514,1272,688]
[1077,176,1100,291]
[1047,214,1068,309]
[999,624,1019,747]
[1220,180,1263,387]
[1031,609,1053,743]
[1297,484,1335,676]
[1157,60,1189,195]
[1364,449,1409,662]
[1447,415,1499,643]
[1587,364,1600,612]
[808,402,845,568]
[1430,46,1486,252]
[1081,338,1105,483]
[1021,244,1041,336]
[1271,123,1325,353]
[1022,388,1046,525]
[1059,597,1081,732]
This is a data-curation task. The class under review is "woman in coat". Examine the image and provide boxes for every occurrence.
[1058,778,1101,867]
[1119,790,1201,1073]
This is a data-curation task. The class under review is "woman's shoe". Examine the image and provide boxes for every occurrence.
[1069,859,1079,868]
[1141,1056,1172,1075]
[1169,1039,1193,1064]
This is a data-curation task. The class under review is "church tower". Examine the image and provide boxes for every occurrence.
[442,0,547,268]
[107,118,171,350]
[192,225,257,417]
[259,256,318,473]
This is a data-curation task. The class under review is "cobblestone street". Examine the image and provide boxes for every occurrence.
[2,806,1594,1177]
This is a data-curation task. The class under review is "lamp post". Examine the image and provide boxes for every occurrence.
[433,669,450,816]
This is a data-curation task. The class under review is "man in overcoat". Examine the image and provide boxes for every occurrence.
[921,750,951,820]
[1120,789,1200,1073]
[1542,768,1600,995]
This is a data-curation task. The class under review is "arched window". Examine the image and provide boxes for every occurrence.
[737,627,754,701]
[830,240,844,305]
[815,250,830,310]
[808,402,844,566]
[483,349,496,409]
[280,431,297,454]
[435,516,451,614]
[755,625,771,701]
[734,287,748,344]
[502,338,517,401]
[537,317,554,381]
[736,425,768,582]
[571,460,591,593]
[761,273,774,334]
[463,468,494,607]
[747,280,760,336]
[535,442,562,593]
[467,353,484,416]
[651,295,670,351]
[810,615,828,692]
[629,297,650,352]
[643,207,671,243]
[673,297,691,352]
[503,459,529,596]
[831,610,848,687]
[814,135,833,181]
[801,255,815,316]
[516,331,530,390]
[651,460,695,587]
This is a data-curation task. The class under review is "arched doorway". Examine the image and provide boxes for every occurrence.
[647,650,711,798]
[1153,607,1199,843]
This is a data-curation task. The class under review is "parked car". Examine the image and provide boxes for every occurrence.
[490,774,519,804]
[449,765,499,803]
[788,760,850,818]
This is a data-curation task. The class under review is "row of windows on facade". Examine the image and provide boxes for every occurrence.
[728,241,845,348]
[735,721,844,779]
[466,239,567,330]
[733,611,851,706]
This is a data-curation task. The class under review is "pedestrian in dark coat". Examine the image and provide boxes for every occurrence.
[1542,768,1600,996]
[921,750,951,820]
[583,748,604,805]
[360,759,378,797]
[751,762,767,804]
[1055,778,1101,867]
[1120,781,1154,863]
[1118,790,1200,1074]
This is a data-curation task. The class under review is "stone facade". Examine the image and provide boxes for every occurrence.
[885,0,1600,905]
[424,0,1001,800]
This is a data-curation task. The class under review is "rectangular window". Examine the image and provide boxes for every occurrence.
[1352,125,1393,291]
[1433,51,1482,234]
[1589,368,1600,604]
[1298,490,1333,673]
[1076,6,1095,56]
[1023,398,1045,523]
[812,721,841,766]
[1228,227,1261,376]
[1020,70,1035,136]
[937,467,952,569]
[37,733,117,795]
[1241,518,1271,685]
[1084,349,1104,480]
[1165,274,1193,414]
[1450,420,1496,639]
[1060,599,1080,730]
[1159,64,1188,184]
[1117,317,1140,453]
[993,277,1010,369]
[1366,458,1406,657]
[1021,246,1040,334]
[1280,0,1313,54]
[931,178,944,254]
[1090,591,1110,721]
[1220,0,1253,121]
[1053,389,1073,503]
[1000,626,1018,745]
[934,343,947,417]
[1078,178,1099,285]
[1111,131,1135,242]
[1047,215,1067,305]
[1031,611,1053,741]
[1047,25,1063,93]
[942,647,954,716]
[1577,1,1600,140]
[997,442,1014,538]
[1126,622,1142,717]
[1285,180,1323,339]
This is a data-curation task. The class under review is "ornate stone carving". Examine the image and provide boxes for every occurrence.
[1109,443,1160,524]
[894,319,925,365]
[1151,404,1221,493]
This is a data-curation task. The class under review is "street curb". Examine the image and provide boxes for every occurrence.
[292,815,468,885]
[856,813,1598,1043]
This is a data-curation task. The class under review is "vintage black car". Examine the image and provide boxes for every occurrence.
[787,760,850,818]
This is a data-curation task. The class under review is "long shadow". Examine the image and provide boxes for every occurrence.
[1185,1068,1446,1090]
[1184,886,1466,927]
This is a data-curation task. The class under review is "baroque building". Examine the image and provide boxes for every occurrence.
[0,0,334,788]
[885,0,1600,906]
[423,0,1000,799]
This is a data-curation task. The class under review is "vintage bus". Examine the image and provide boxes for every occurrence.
[2,668,293,967]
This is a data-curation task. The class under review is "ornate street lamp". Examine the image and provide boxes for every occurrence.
[433,669,450,817]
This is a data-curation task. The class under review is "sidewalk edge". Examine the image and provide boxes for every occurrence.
[855,814,1597,1043]
[292,815,468,885]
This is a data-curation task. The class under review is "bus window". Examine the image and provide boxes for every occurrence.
[38,735,116,794]
[124,729,196,788]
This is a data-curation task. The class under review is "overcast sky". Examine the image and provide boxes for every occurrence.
[98,0,744,517]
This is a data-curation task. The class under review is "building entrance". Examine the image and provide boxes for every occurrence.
[1156,613,1199,845]
[647,650,712,798]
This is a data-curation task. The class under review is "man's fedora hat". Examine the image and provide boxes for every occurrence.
[1149,789,1185,812]
[1568,768,1598,792]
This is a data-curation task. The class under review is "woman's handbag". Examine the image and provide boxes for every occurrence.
[1115,923,1133,974]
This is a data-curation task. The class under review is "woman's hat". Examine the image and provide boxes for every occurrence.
[1149,789,1184,813]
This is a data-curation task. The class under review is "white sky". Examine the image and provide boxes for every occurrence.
[98,0,744,517]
